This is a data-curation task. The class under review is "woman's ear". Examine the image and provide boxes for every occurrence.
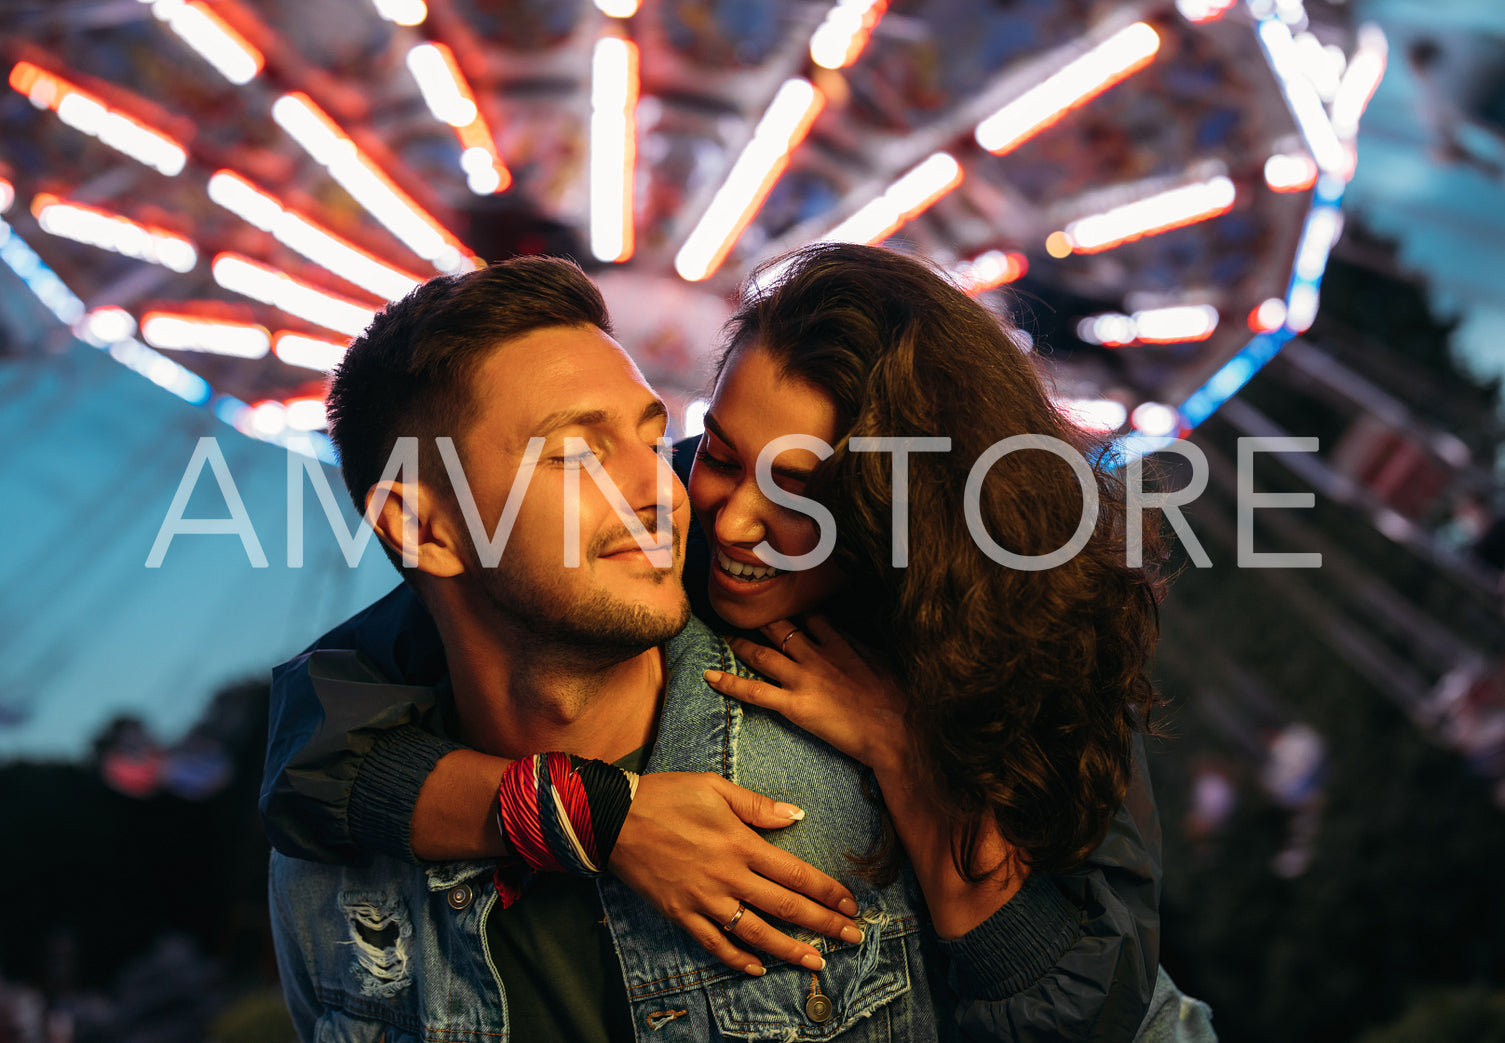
[365,480,466,577]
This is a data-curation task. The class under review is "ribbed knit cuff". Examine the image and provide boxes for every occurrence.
[937,873,1084,1000]
[348,725,465,864]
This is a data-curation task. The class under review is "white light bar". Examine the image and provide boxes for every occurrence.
[109,335,212,403]
[273,330,349,372]
[284,396,329,431]
[809,0,888,70]
[141,311,271,358]
[144,0,264,85]
[589,37,639,263]
[32,194,198,272]
[371,0,427,25]
[406,43,477,127]
[1130,401,1180,436]
[0,219,86,325]
[1330,23,1387,139]
[975,23,1159,155]
[402,44,511,194]
[11,62,187,176]
[208,170,422,301]
[1058,397,1128,434]
[593,0,641,16]
[1249,297,1287,332]
[212,252,377,336]
[821,152,962,245]
[1264,152,1318,192]
[271,92,473,273]
[1076,313,1137,346]
[1257,19,1352,178]
[1176,0,1236,23]
[0,178,12,213]
[1136,304,1220,342]
[948,249,1027,295]
[76,306,138,345]
[1286,281,1319,332]
[1292,205,1341,282]
[1061,175,1236,254]
[674,77,824,282]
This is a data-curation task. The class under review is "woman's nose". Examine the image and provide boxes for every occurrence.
[714,478,766,546]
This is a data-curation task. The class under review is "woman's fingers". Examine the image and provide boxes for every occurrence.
[718,904,861,973]
[745,848,866,941]
[704,662,793,714]
[687,914,768,977]
[607,771,863,976]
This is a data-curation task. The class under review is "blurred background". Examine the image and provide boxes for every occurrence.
[1,0,1503,1039]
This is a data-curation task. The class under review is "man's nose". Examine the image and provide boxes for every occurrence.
[618,438,684,518]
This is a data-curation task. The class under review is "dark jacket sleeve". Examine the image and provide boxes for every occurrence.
[940,733,1162,1041]
[259,583,459,864]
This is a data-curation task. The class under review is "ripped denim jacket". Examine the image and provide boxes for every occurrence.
[271,615,957,1042]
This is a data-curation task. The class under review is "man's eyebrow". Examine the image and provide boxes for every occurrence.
[704,412,813,483]
[534,399,667,438]
[641,399,668,427]
[534,408,610,437]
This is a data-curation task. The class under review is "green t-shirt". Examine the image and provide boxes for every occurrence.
[484,746,648,1042]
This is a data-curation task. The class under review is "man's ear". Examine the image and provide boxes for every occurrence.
[365,480,466,577]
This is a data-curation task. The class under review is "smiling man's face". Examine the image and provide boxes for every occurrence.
[449,323,691,653]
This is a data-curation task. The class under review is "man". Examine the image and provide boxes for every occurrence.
[267,257,1182,1042]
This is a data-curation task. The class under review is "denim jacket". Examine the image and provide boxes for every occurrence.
[265,581,1201,1041]
[274,616,944,1041]
[273,614,1221,1042]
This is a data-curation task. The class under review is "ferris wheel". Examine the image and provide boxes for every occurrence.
[0,0,1385,458]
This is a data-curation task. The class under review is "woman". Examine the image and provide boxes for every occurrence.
[262,243,1206,1039]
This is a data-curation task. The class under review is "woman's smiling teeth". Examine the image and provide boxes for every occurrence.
[716,549,782,582]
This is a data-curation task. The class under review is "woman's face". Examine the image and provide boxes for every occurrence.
[688,346,845,632]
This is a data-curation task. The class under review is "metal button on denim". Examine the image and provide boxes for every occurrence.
[446,884,473,910]
[806,993,833,1023]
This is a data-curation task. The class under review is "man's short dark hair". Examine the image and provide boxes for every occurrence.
[325,255,611,555]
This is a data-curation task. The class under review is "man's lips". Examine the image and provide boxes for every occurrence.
[597,535,676,562]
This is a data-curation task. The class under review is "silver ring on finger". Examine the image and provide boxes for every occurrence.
[779,627,802,654]
[722,902,746,932]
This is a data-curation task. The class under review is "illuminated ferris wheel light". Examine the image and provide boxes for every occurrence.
[371,0,427,26]
[271,93,475,273]
[590,37,639,263]
[975,23,1160,155]
[821,152,962,246]
[274,331,350,372]
[141,311,272,359]
[809,1,888,70]
[146,1,264,86]
[209,170,423,302]
[212,252,377,337]
[33,194,198,273]
[1061,176,1236,254]
[675,77,824,282]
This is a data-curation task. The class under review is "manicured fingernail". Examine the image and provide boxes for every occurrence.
[838,898,858,916]
[801,953,826,971]
[775,803,805,821]
[704,669,723,683]
[841,926,864,944]
[745,963,765,976]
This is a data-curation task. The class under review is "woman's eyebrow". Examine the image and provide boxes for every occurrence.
[703,413,735,449]
[704,413,813,482]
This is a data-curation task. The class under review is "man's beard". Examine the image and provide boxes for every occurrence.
[469,517,690,660]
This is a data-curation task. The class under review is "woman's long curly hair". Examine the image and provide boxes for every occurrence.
[719,242,1164,880]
